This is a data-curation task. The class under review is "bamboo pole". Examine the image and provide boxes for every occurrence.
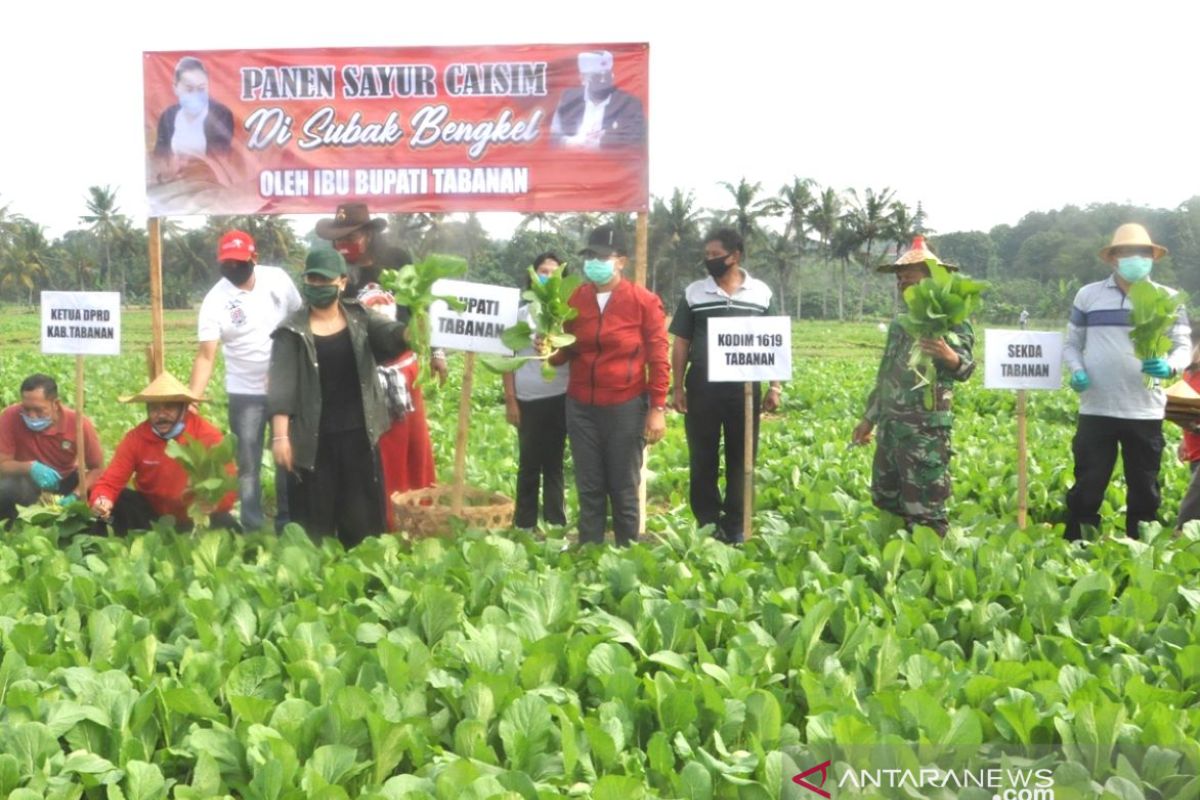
[147,217,165,378]
[743,382,754,540]
[635,211,650,535]
[75,356,86,496]
[451,352,476,515]
[1017,389,1028,529]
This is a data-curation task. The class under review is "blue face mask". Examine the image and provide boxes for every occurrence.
[21,413,53,432]
[537,274,551,285]
[584,258,615,284]
[153,417,187,441]
[179,90,208,115]
[1117,256,1153,283]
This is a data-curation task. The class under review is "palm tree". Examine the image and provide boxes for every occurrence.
[887,201,917,260]
[831,223,864,321]
[0,220,50,305]
[81,186,125,292]
[561,212,599,243]
[807,187,843,319]
[773,178,816,316]
[53,231,99,291]
[847,187,896,317]
[719,178,778,248]
[649,189,702,295]
[516,212,561,235]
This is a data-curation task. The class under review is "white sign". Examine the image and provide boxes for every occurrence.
[40,292,122,356]
[984,329,1064,390]
[707,316,793,382]
[429,279,520,355]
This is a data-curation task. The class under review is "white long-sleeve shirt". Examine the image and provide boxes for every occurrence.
[1063,275,1191,419]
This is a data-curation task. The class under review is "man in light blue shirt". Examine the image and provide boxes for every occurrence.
[1063,223,1190,540]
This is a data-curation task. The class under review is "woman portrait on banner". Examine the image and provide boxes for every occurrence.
[148,55,243,213]
[503,253,570,529]
[268,249,411,547]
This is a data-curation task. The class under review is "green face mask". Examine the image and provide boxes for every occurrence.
[303,283,340,308]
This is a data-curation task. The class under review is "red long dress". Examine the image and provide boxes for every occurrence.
[358,285,437,528]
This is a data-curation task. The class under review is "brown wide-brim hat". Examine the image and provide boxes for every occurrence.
[315,202,388,240]
[1099,223,1168,262]
[876,235,958,273]
[119,371,204,404]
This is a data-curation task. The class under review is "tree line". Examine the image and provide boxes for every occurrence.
[2,182,1198,322]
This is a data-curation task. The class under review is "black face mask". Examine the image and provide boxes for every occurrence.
[220,261,253,287]
[705,255,732,279]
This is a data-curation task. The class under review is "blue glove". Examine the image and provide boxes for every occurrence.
[57,493,78,507]
[29,461,62,490]
[1142,358,1172,379]
[1069,370,1090,392]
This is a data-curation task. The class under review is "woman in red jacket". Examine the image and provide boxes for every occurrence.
[551,225,669,545]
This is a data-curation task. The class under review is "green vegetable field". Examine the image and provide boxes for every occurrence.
[1,309,1198,799]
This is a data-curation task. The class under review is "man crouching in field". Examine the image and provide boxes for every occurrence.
[89,371,238,535]
[850,236,975,534]
[0,373,105,524]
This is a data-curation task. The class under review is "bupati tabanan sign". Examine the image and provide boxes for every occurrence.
[143,44,648,216]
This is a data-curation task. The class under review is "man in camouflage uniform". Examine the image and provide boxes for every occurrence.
[851,236,976,534]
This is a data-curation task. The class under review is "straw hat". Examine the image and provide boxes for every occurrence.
[119,371,204,404]
[876,235,958,273]
[1099,223,1167,262]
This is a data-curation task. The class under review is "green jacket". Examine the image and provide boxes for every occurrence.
[268,301,409,471]
[863,318,976,427]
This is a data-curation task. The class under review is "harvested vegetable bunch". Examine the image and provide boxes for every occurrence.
[896,259,988,409]
[483,264,581,381]
[1128,280,1188,386]
[378,254,468,386]
[166,433,238,530]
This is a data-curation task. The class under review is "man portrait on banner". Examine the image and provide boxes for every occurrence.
[148,55,246,214]
[550,50,646,150]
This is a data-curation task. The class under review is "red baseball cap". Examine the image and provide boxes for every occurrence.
[217,230,256,262]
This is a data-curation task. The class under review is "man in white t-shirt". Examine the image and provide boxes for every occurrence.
[189,230,302,530]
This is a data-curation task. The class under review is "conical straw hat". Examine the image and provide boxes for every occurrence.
[1099,223,1167,262]
[876,235,958,273]
[119,371,205,404]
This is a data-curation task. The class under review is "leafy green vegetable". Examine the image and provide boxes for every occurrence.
[166,432,238,530]
[482,264,580,380]
[896,259,988,408]
[1129,281,1187,385]
[378,254,468,386]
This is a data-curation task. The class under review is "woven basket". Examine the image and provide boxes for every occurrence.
[390,485,514,538]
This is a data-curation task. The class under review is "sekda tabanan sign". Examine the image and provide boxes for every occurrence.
[143,44,648,216]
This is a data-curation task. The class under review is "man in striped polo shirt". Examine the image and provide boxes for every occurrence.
[669,228,782,543]
[1063,223,1191,540]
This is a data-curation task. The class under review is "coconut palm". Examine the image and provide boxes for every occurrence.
[649,189,702,295]
[807,187,844,319]
[847,187,896,316]
[719,178,778,248]
[516,212,561,236]
[81,186,126,292]
[0,220,50,305]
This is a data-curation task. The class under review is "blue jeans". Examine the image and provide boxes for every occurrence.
[228,393,288,530]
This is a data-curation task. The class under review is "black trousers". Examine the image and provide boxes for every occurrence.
[104,489,240,536]
[684,375,761,542]
[514,394,568,528]
[288,428,385,548]
[567,394,647,546]
[1065,414,1164,540]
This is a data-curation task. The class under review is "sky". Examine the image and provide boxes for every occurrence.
[1,0,1196,239]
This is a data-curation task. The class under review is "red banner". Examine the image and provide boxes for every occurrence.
[143,44,648,216]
